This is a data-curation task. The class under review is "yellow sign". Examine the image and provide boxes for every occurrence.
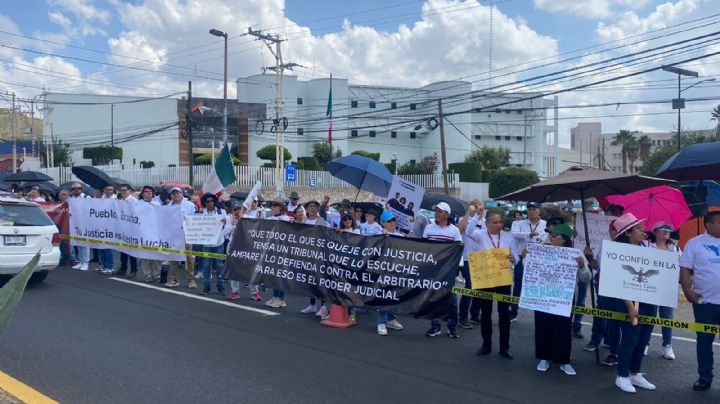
[468,248,513,289]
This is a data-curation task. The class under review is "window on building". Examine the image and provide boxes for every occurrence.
[369,101,376,108]
[410,132,417,139]
[474,135,482,140]
[297,128,304,136]
[391,102,397,109]
[369,131,376,138]
[351,130,358,137]
[517,110,523,114]
[297,97,303,105]
[409,159,416,165]
[391,131,397,138]
[410,103,416,110]
[516,136,522,141]
[351,100,358,108]
[505,136,511,141]
[495,135,501,141]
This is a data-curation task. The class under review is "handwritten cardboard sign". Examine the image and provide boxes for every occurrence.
[468,248,512,289]
[520,243,580,317]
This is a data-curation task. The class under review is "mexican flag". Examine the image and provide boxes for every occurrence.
[202,143,236,195]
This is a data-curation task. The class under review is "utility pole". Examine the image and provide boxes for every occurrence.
[248,28,299,198]
[110,104,114,165]
[437,99,449,194]
[11,92,17,172]
[187,81,194,188]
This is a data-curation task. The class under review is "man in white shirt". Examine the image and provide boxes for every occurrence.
[166,187,198,289]
[360,209,383,236]
[423,202,463,338]
[265,201,291,308]
[137,185,163,282]
[287,191,301,216]
[457,200,486,328]
[118,184,138,203]
[27,186,45,202]
[115,184,138,276]
[509,201,547,321]
[69,182,91,271]
[680,211,720,392]
[304,200,330,227]
[98,184,117,274]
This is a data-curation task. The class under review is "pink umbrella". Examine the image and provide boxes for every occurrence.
[606,186,692,231]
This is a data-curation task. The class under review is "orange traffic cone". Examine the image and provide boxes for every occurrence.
[320,304,354,328]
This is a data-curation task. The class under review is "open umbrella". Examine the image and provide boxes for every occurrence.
[72,166,113,190]
[420,194,469,216]
[111,177,130,188]
[22,181,59,196]
[4,171,53,183]
[325,155,393,198]
[655,140,720,180]
[59,181,93,195]
[606,186,692,231]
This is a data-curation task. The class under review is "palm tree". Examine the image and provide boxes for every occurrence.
[712,104,720,136]
[611,129,635,173]
[637,135,653,171]
[626,137,639,173]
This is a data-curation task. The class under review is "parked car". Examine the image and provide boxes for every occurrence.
[0,197,61,283]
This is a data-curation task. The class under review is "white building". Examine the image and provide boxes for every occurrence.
[237,75,560,178]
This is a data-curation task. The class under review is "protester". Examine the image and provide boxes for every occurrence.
[360,209,382,235]
[198,194,226,296]
[300,200,330,317]
[643,222,681,360]
[303,200,329,227]
[338,212,361,234]
[137,185,163,283]
[240,196,263,301]
[27,186,45,203]
[227,201,247,300]
[97,184,117,274]
[115,184,139,277]
[680,210,720,392]
[58,189,69,202]
[118,184,138,202]
[376,210,405,336]
[353,205,365,225]
[611,213,657,394]
[70,182,91,271]
[265,201,291,308]
[423,202,463,338]
[166,187,198,288]
[287,191,301,217]
[510,201,547,322]
[466,210,517,358]
[534,224,588,375]
[457,200,486,328]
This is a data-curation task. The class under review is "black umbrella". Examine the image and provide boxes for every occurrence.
[4,171,53,183]
[420,194,469,216]
[111,177,130,187]
[22,181,58,195]
[0,171,9,181]
[655,140,720,180]
[72,166,113,190]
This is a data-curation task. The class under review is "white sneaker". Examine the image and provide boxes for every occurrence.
[537,360,550,372]
[629,374,656,390]
[616,377,637,393]
[94,266,103,272]
[316,305,329,318]
[301,304,316,314]
[559,364,576,376]
[277,299,287,308]
[264,297,277,307]
[377,324,388,336]
[79,263,89,271]
[195,272,204,279]
[455,275,465,283]
[72,262,82,270]
[386,319,404,330]
[663,345,675,360]
[643,345,649,356]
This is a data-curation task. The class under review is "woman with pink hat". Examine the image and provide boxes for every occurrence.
[610,213,658,394]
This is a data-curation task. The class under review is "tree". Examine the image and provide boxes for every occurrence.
[351,150,380,161]
[712,104,720,136]
[333,147,343,159]
[626,137,639,173]
[82,146,123,166]
[312,142,333,166]
[465,146,511,170]
[489,167,539,198]
[611,129,635,173]
[638,145,676,176]
[256,145,292,163]
[39,142,72,167]
[397,153,439,175]
[637,135,652,162]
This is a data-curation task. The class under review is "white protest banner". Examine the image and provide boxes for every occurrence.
[574,213,617,258]
[519,243,580,317]
[386,176,425,233]
[182,214,225,245]
[68,198,186,261]
[598,240,680,308]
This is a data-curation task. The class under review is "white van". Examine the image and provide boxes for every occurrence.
[0,197,61,283]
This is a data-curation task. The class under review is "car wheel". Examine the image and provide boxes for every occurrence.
[29,270,49,283]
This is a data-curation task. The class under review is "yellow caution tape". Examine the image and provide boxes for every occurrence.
[452,287,720,335]
[59,234,227,259]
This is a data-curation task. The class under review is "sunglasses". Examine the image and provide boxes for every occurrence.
[342,217,353,221]
[71,187,81,190]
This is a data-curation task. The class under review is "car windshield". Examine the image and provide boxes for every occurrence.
[0,203,54,226]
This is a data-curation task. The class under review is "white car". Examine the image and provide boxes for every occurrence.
[0,197,61,283]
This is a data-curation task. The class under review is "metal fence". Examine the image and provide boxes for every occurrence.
[35,165,459,190]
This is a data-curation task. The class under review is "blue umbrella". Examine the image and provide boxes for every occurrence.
[655,140,720,180]
[325,155,393,197]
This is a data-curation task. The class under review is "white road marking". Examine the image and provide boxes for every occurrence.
[579,321,720,346]
[108,277,280,316]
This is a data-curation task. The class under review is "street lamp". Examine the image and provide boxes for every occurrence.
[662,65,699,152]
[393,152,398,175]
[209,28,228,144]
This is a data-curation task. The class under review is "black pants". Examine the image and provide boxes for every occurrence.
[534,311,572,364]
[509,260,523,318]
[120,253,137,273]
[479,285,511,352]
[459,261,481,321]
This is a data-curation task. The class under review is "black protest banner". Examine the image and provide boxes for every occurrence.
[222,219,463,319]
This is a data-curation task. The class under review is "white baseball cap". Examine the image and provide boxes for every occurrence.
[433,202,452,214]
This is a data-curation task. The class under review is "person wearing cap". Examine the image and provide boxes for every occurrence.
[226,202,251,300]
[360,208,383,236]
[264,200,292,308]
[423,201,463,338]
[338,211,360,234]
[457,200,486,329]
[196,194,227,296]
[534,223,588,375]
[287,191,301,215]
[610,213,658,394]
[510,201,547,322]
[165,187,199,289]
[465,209,518,358]
[303,200,330,227]
[642,222,681,360]
[374,210,405,336]
[300,200,331,316]
[680,211,720,392]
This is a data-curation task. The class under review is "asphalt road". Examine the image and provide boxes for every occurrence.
[1,267,719,404]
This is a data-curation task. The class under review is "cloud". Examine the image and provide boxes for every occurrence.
[595,0,701,43]
[48,11,72,30]
[533,0,652,19]
[48,0,110,24]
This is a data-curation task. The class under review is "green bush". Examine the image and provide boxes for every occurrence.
[448,162,483,182]
[297,156,321,171]
[257,144,292,162]
[489,167,539,199]
[351,150,380,161]
[482,170,495,183]
[139,161,155,169]
[82,146,123,165]
[194,153,242,165]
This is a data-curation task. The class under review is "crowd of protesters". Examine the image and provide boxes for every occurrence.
[7,183,720,394]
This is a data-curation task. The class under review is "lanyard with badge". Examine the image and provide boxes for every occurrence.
[487,230,501,249]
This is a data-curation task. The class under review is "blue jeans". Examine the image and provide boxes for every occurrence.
[459,261,481,321]
[378,310,396,325]
[101,249,114,269]
[430,294,458,331]
[693,303,720,382]
[510,260,523,318]
[75,245,90,264]
[658,306,674,346]
[572,281,588,333]
[617,302,657,378]
[200,245,224,291]
[272,289,285,299]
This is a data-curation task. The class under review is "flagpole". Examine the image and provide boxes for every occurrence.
[328,73,333,148]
